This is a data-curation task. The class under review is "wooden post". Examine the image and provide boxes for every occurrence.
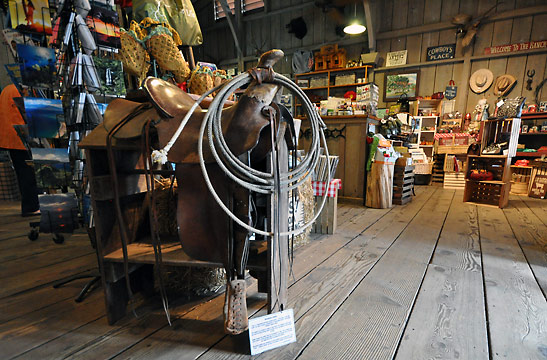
[267,141,289,313]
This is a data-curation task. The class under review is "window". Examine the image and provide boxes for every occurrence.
[214,0,264,20]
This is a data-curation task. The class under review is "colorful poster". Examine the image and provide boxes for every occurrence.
[9,0,53,35]
[31,148,71,189]
[23,97,64,138]
[92,56,125,96]
[17,44,58,89]
[2,29,38,57]
[86,6,120,48]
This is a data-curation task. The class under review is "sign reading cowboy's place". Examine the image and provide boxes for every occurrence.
[426,44,456,61]
[248,309,296,355]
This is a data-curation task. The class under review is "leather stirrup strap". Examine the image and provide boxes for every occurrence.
[142,120,171,325]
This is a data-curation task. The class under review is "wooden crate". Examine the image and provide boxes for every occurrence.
[444,172,466,190]
[311,192,338,234]
[432,154,445,183]
[464,180,510,208]
[510,165,532,195]
[393,165,414,205]
[466,155,511,182]
[480,118,521,157]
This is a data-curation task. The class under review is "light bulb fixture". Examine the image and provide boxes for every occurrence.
[343,4,366,35]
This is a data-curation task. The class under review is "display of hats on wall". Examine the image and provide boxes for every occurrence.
[493,74,517,97]
[469,69,494,94]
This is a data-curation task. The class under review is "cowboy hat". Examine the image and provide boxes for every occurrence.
[493,74,517,97]
[469,69,494,94]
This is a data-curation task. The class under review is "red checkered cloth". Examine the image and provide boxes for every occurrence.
[312,179,342,197]
[434,133,470,140]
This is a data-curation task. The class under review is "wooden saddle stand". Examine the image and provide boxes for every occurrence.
[80,50,296,335]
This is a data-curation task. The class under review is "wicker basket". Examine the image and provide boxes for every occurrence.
[414,162,433,174]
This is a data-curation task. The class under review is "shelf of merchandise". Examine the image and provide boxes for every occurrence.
[294,66,374,112]
[414,116,438,159]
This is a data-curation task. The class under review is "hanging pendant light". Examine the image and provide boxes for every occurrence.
[343,3,366,35]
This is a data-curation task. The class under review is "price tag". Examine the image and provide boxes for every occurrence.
[248,309,296,355]
[497,99,505,107]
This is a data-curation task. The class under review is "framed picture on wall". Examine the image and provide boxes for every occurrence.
[384,70,420,102]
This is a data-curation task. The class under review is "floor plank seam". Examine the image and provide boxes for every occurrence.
[391,189,455,360]
[519,195,547,227]
[0,249,96,280]
[192,204,402,359]
[293,187,440,359]
[99,292,228,360]
[10,312,107,360]
[476,206,493,360]
[501,209,547,301]
[0,267,97,300]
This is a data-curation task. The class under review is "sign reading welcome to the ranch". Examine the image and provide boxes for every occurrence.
[484,40,547,54]
[426,44,456,61]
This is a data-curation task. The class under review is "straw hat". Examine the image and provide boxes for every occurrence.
[493,74,517,97]
[469,69,494,94]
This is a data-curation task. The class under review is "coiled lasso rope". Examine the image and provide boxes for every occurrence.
[152,70,331,237]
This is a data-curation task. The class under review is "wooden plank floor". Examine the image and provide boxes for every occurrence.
[0,186,546,360]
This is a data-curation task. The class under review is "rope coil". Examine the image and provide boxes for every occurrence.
[153,70,331,238]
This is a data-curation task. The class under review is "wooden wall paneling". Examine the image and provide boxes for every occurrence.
[379,0,394,32]
[504,15,533,98]
[290,8,304,50]
[440,0,460,22]
[301,9,314,48]
[312,5,324,45]
[262,17,272,53]
[419,32,439,96]
[466,59,490,114]
[423,0,441,25]
[496,0,516,12]
[343,123,362,198]
[519,13,547,103]
[271,15,281,52]
[434,29,457,93]
[405,0,424,64]
[452,39,469,112]
[407,0,425,27]
[418,0,441,97]
[482,19,513,103]
[465,15,494,112]
[459,0,478,16]
[405,35,423,63]
[324,12,340,44]
[390,0,408,50]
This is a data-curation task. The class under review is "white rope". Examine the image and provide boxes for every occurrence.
[154,71,331,237]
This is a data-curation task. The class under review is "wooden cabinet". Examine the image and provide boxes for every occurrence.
[297,115,379,204]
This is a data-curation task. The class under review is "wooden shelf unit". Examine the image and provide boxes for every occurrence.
[294,66,373,111]
[298,115,379,204]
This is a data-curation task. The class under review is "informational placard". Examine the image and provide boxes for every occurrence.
[426,44,456,61]
[529,174,547,199]
[385,50,407,67]
[484,40,547,55]
[248,309,296,355]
